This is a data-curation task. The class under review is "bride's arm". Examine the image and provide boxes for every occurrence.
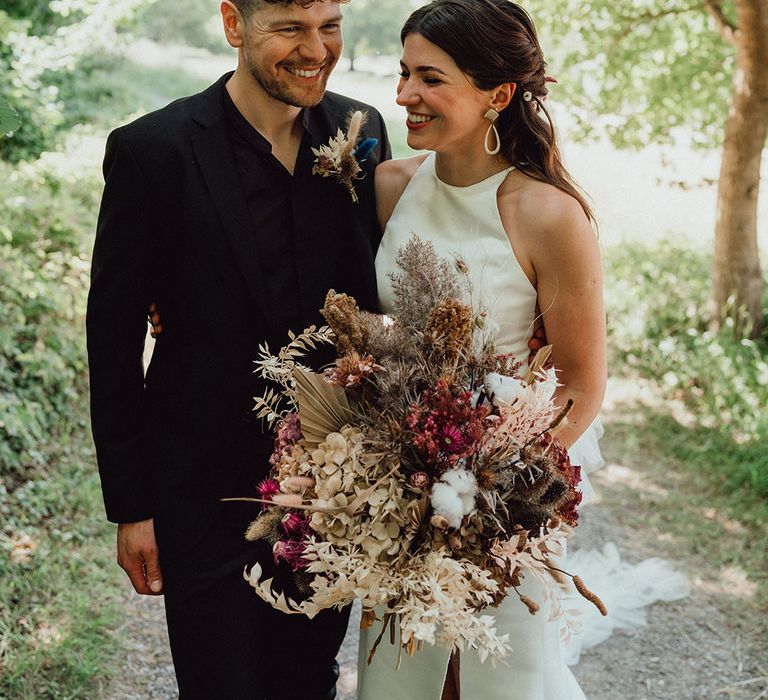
[512,188,607,449]
[374,155,428,232]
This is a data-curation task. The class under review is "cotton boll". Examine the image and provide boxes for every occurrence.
[441,468,476,496]
[430,482,464,529]
[436,469,478,522]
[460,491,476,516]
[485,372,528,405]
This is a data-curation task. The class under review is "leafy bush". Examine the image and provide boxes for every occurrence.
[0,2,153,163]
[0,149,97,478]
[605,241,768,498]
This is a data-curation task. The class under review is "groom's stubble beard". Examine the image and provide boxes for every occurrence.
[243,41,339,108]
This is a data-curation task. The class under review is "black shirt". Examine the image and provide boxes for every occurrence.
[222,87,388,341]
[224,88,302,333]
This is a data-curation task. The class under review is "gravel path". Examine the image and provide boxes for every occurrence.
[102,487,766,700]
[102,388,767,699]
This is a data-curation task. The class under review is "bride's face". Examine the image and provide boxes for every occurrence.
[397,33,493,154]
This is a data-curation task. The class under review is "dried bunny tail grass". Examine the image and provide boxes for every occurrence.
[543,561,608,616]
[344,110,367,155]
[423,298,473,363]
[573,576,608,616]
[389,234,461,329]
[245,508,283,542]
[321,290,367,355]
[516,591,540,615]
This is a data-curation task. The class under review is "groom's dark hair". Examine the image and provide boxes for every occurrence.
[232,0,348,17]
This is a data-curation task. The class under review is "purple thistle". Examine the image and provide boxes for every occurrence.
[273,539,309,571]
[281,513,311,537]
[256,478,280,510]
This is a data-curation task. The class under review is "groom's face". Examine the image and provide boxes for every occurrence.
[240,0,343,108]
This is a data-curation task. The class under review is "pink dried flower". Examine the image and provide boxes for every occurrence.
[281,513,311,537]
[256,478,280,509]
[409,471,430,489]
[273,539,309,571]
[324,352,382,388]
[405,379,490,471]
[440,425,467,454]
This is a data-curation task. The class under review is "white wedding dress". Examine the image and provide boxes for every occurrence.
[357,153,689,699]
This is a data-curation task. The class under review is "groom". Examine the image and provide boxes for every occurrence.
[86,0,390,697]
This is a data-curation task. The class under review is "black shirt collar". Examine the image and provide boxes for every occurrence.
[222,85,272,155]
[222,84,324,154]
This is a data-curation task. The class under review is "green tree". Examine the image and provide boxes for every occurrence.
[530,0,768,338]
[134,0,225,52]
[0,0,156,161]
[343,0,413,71]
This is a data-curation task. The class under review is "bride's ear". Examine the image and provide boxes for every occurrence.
[490,83,516,114]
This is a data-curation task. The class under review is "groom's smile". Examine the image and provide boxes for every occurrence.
[240,1,343,108]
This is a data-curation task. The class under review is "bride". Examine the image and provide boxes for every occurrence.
[358,0,606,697]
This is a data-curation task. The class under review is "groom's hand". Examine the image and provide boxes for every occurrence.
[117,518,163,595]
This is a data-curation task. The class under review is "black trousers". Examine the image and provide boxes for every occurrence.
[159,502,351,700]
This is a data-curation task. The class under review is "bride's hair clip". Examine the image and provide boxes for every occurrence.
[522,91,533,102]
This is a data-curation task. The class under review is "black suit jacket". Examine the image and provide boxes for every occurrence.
[87,73,390,552]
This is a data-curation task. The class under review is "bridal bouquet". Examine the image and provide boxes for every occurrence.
[234,235,604,665]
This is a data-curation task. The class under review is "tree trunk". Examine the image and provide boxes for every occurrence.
[349,45,356,72]
[710,0,768,338]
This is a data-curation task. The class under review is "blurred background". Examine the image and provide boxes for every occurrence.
[0,1,766,698]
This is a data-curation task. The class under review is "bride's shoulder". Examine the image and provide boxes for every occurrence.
[498,175,593,248]
[375,155,428,195]
[375,155,429,229]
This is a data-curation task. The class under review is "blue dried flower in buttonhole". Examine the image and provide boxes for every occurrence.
[354,137,378,161]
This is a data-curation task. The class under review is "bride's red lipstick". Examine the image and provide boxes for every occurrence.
[406,114,435,131]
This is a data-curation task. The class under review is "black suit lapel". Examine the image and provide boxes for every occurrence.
[189,76,273,330]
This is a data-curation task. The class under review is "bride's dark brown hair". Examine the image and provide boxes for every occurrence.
[401,0,595,224]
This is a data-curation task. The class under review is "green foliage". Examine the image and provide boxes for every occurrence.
[0,150,98,477]
[605,241,768,498]
[1,0,57,32]
[133,0,226,52]
[343,0,413,69]
[0,96,22,136]
[0,1,157,162]
[528,0,736,149]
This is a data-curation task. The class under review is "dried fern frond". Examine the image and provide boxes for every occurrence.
[252,325,335,423]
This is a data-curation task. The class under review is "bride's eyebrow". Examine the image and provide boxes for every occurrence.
[400,61,448,75]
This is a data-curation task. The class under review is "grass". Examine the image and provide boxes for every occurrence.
[605,407,767,591]
[0,411,124,699]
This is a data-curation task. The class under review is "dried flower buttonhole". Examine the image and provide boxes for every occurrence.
[311,110,378,203]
